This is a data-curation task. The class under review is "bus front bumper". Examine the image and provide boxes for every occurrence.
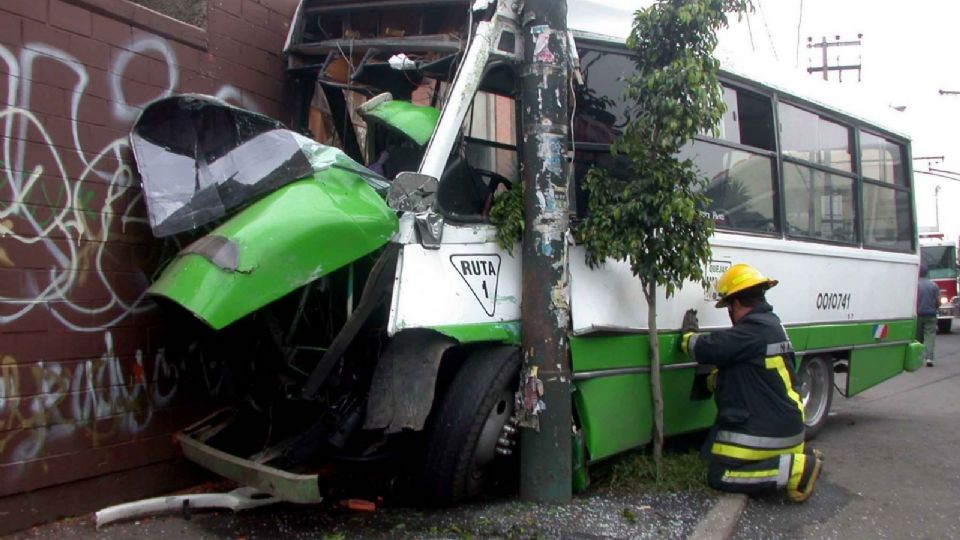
[176,409,324,504]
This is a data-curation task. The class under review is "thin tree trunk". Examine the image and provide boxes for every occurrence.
[644,282,664,477]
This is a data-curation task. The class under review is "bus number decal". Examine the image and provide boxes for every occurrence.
[816,292,851,310]
[450,254,502,317]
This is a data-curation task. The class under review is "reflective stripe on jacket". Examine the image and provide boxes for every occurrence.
[686,302,805,462]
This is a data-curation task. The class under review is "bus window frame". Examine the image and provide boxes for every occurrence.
[568,39,916,254]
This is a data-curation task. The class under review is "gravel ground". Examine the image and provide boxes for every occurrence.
[5,488,716,540]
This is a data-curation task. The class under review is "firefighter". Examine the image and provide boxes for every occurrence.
[680,263,822,502]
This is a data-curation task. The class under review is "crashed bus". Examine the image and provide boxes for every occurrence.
[130,0,924,504]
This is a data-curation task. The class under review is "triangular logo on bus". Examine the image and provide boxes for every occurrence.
[450,254,501,317]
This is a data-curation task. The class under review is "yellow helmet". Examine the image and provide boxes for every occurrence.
[715,263,778,308]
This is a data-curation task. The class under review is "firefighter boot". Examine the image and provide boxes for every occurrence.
[788,453,823,503]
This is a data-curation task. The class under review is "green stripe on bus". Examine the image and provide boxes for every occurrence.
[569,319,915,372]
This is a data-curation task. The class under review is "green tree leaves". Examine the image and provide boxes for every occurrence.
[580,0,749,295]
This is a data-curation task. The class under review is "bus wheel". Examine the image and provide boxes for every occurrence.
[799,356,833,439]
[420,347,520,504]
[937,318,952,334]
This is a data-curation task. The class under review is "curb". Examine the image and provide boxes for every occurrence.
[687,493,747,540]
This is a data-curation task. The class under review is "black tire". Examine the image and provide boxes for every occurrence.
[798,356,834,439]
[420,346,520,505]
[937,318,953,334]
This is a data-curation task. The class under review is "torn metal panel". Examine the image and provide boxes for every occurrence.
[363,328,457,432]
[131,94,389,237]
[180,235,240,272]
[95,487,279,529]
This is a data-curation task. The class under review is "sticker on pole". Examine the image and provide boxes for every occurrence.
[704,260,731,302]
[451,254,501,317]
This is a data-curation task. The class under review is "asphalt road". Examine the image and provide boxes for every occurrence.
[731,331,960,539]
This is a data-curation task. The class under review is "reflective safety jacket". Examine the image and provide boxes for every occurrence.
[686,302,805,463]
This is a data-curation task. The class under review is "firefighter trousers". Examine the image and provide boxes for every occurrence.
[707,450,818,495]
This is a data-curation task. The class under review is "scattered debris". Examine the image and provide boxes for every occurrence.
[339,499,377,512]
[94,487,279,529]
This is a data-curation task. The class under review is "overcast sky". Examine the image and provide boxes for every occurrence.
[568,0,960,243]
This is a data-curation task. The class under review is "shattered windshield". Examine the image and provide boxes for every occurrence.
[131,95,388,237]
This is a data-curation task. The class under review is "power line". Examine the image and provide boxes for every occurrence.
[794,0,804,68]
[929,166,960,177]
[916,170,960,183]
[757,0,779,61]
[745,9,756,52]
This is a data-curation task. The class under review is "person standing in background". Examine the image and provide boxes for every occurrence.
[917,265,940,367]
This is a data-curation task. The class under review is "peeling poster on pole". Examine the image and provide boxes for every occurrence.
[531,24,555,64]
[538,133,564,177]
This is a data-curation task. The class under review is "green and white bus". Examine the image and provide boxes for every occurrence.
[143,0,924,504]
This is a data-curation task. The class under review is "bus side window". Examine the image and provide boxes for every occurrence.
[779,102,858,244]
[681,86,779,235]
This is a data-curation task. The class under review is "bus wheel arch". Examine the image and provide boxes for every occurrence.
[798,355,835,439]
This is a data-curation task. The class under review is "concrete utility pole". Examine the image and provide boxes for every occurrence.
[518,0,572,504]
[807,34,862,82]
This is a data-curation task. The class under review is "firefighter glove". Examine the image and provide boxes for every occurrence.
[681,309,699,334]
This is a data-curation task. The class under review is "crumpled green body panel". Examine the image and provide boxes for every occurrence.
[363,100,439,146]
[149,168,398,329]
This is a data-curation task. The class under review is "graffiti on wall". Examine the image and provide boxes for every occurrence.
[0,37,249,332]
[0,332,179,463]
[0,29,255,482]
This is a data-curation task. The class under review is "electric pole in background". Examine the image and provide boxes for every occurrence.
[807,34,863,82]
[518,0,572,504]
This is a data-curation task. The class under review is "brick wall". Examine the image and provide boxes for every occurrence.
[0,0,298,530]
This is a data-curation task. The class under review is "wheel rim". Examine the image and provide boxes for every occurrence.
[799,357,830,428]
[468,388,515,495]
